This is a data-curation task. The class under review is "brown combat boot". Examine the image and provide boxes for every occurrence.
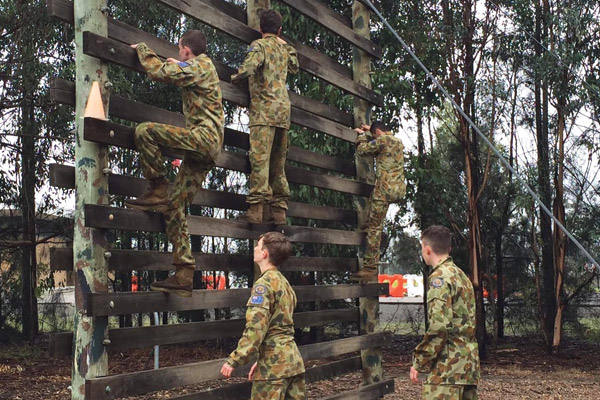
[125,177,169,211]
[350,266,378,283]
[239,203,263,223]
[262,203,272,223]
[270,206,287,225]
[150,264,195,298]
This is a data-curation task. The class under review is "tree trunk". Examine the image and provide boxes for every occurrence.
[463,0,486,359]
[21,95,38,341]
[551,82,567,354]
[415,85,429,330]
[534,0,555,352]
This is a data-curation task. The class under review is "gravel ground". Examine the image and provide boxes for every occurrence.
[2,335,600,399]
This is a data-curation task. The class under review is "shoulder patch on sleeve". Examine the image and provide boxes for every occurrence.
[253,284,266,295]
[177,61,190,68]
[431,278,444,288]
[250,295,264,305]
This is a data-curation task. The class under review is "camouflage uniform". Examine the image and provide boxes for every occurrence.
[356,133,406,268]
[231,34,299,209]
[227,269,305,399]
[412,257,480,400]
[135,43,224,266]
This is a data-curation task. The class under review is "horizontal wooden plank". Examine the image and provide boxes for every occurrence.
[322,379,395,400]
[82,117,356,177]
[48,308,358,357]
[171,357,362,400]
[173,381,251,400]
[299,332,387,361]
[85,333,385,399]
[50,247,358,273]
[81,32,357,142]
[83,204,363,245]
[278,0,382,58]
[49,162,357,222]
[154,0,383,106]
[87,284,388,316]
[54,160,363,226]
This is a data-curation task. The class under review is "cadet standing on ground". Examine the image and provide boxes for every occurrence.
[411,225,480,399]
[220,232,305,399]
[231,9,299,225]
[125,31,225,298]
[351,121,406,282]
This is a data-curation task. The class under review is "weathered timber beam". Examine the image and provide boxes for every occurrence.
[50,247,358,273]
[82,205,364,246]
[80,116,356,176]
[87,284,388,316]
[170,357,362,400]
[49,163,359,222]
[49,308,358,357]
[277,0,383,58]
[84,333,387,399]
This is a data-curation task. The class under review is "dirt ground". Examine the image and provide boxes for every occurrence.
[1,335,600,399]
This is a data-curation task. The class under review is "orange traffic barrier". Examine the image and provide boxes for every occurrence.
[131,274,138,292]
[203,274,226,290]
[379,274,407,297]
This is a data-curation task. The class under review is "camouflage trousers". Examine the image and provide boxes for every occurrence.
[251,373,305,400]
[135,122,218,265]
[363,198,390,269]
[422,384,478,400]
[247,125,290,209]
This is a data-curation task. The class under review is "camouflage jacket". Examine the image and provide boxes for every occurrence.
[356,133,406,202]
[231,34,299,128]
[136,43,225,160]
[226,269,305,380]
[412,257,480,385]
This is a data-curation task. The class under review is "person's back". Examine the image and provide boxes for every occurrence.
[425,258,479,384]
[177,54,224,139]
[359,133,405,202]
[135,43,224,158]
[246,34,295,128]
[250,268,304,380]
[351,121,406,282]
[231,9,299,225]
[411,225,480,399]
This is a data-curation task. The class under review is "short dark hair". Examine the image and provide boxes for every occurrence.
[370,121,391,134]
[260,231,292,266]
[180,30,206,56]
[421,225,452,255]
[260,10,283,34]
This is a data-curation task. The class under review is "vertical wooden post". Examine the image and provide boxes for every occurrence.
[72,0,109,398]
[246,0,270,283]
[352,0,383,386]
[247,0,270,30]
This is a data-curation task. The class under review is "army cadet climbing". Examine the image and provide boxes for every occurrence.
[231,9,299,225]
[351,121,406,283]
[125,30,225,298]
[411,225,480,400]
[221,232,305,400]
